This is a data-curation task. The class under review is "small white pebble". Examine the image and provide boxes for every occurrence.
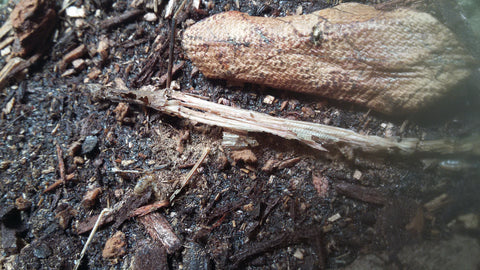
[74,19,87,28]
[66,6,86,18]
[353,170,362,180]
[144,12,158,22]
[458,213,479,229]
[263,95,275,104]
[121,160,135,166]
[72,59,86,71]
[61,69,76,77]
[170,80,181,90]
[384,123,395,137]
[293,248,304,260]
[296,5,303,15]
[1,46,11,57]
[328,213,341,222]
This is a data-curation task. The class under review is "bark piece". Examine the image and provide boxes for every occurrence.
[102,231,126,258]
[138,212,181,254]
[10,0,57,57]
[334,181,387,205]
[131,240,167,270]
[231,149,257,164]
[82,187,102,209]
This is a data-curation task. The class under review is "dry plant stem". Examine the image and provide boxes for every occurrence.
[91,85,480,156]
[166,0,187,87]
[56,143,66,182]
[43,173,74,193]
[100,9,143,30]
[43,144,69,193]
[170,147,210,202]
[0,36,14,51]
[166,18,175,89]
[0,19,12,40]
[74,208,112,270]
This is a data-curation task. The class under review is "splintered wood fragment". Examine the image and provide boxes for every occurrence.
[0,19,12,41]
[100,9,143,30]
[56,44,87,72]
[0,36,14,51]
[0,57,24,89]
[88,85,480,156]
[424,193,450,212]
[334,181,387,205]
[164,0,177,18]
[130,200,170,217]
[138,212,181,254]
[277,157,301,169]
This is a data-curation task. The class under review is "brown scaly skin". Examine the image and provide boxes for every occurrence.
[182,3,474,115]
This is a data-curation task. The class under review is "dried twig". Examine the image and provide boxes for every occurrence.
[166,0,187,87]
[56,143,66,182]
[130,200,170,217]
[110,163,169,174]
[74,208,112,270]
[43,173,75,193]
[88,85,480,157]
[170,147,210,202]
[160,61,184,86]
[43,144,71,193]
[166,18,175,88]
[230,227,324,268]
[56,44,87,72]
[76,191,152,234]
[100,9,143,30]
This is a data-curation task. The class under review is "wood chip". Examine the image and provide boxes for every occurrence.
[334,181,386,205]
[57,44,87,72]
[312,172,328,198]
[82,187,102,209]
[231,149,257,164]
[87,67,102,80]
[277,157,301,169]
[138,212,181,254]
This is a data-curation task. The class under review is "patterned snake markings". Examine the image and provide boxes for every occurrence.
[182,3,474,114]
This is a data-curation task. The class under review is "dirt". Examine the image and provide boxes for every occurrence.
[0,0,479,269]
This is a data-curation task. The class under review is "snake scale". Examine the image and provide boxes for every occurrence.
[182,3,474,114]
